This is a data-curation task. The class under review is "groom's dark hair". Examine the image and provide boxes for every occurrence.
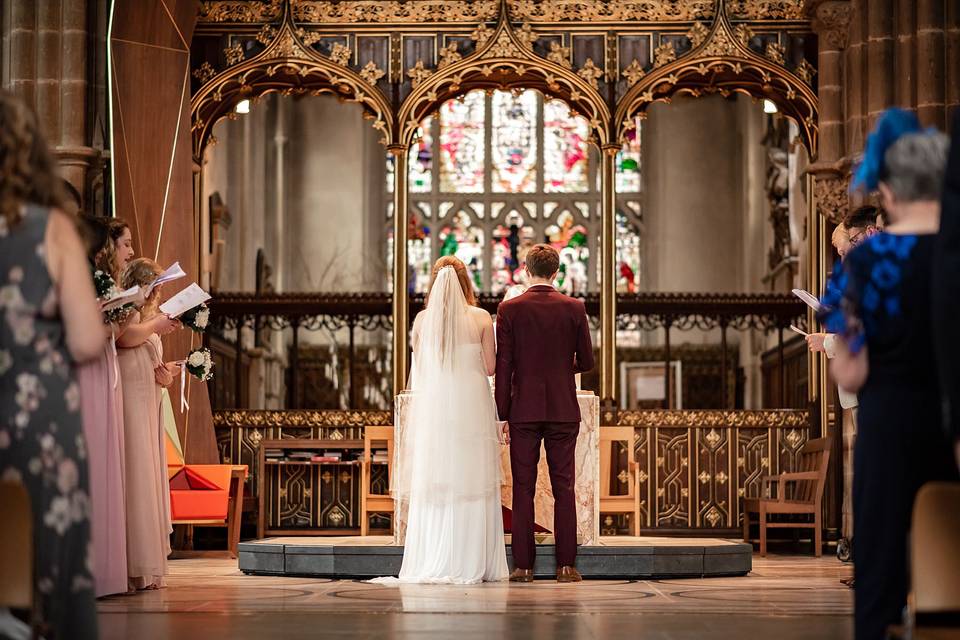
[526,244,560,278]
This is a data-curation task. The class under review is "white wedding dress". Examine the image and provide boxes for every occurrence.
[372,267,508,584]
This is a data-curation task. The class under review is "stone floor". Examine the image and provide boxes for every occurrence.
[97,551,854,639]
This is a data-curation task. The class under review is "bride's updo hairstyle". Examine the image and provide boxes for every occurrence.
[428,256,476,306]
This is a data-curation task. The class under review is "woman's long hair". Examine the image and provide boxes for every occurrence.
[427,256,476,307]
[97,218,130,281]
[78,215,110,268]
[0,91,65,228]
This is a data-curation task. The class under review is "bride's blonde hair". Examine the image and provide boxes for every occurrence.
[428,256,476,306]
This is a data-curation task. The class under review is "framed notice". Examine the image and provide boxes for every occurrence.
[619,361,683,410]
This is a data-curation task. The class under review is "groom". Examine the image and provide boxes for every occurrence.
[495,244,595,583]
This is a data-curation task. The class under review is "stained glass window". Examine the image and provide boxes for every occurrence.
[388,88,642,294]
[616,118,642,192]
[439,93,485,192]
[543,100,589,193]
[492,91,538,193]
[409,117,433,193]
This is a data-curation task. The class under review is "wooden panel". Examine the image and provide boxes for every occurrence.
[111,0,216,463]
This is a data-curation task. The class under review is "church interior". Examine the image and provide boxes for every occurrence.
[1,0,959,639]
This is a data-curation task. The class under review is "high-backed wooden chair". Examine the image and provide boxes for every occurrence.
[0,482,32,610]
[908,482,960,633]
[599,426,641,535]
[360,426,394,536]
[742,436,830,556]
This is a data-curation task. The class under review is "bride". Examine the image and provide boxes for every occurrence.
[373,256,509,584]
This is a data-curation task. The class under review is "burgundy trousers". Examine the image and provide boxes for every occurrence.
[508,421,580,569]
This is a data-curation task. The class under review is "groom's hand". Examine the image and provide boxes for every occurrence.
[499,421,511,445]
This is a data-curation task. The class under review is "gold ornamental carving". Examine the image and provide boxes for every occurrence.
[508,0,716,22]
[470,23,494,46]
[727,0,804,20]
[811,0,852,51]
[616,409,812,429]
[329,43,352,66]
[291,1,498,24]
[765,42,786,65]
[406,60,433,88]
[813,175,849,224]
[795,59,816,84]
[653,42,677,68]
[213,410,393,428]
[546,41,572,69]
[686,22,710,48]
[193,62,216,82]
[577,58,604,90]
[224,43,245,66]
[438,42,463,70]
[622,59,646,87]
[359,61,385,85]
[198,0,283,22]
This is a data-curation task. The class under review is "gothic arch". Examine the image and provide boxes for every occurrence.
[615,4,818,156]
[396,9,612,148]
[190,8,393,162]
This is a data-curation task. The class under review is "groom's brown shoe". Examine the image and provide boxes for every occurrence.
[556,566,582,583]
[509,568,534,583]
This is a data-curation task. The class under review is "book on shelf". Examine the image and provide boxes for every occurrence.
[311,456,342,463]
[321,451,343,459]
[264,449,285,458]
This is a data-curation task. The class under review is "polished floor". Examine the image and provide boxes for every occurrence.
[98,550,854,639]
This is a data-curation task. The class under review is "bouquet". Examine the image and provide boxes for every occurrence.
[185,347,214,381]
[93,269,135,325]
[179,302,209,333]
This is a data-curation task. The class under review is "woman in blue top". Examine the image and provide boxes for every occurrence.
[819,109,959,640]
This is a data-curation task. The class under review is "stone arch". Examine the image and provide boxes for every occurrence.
[615,4,819,156]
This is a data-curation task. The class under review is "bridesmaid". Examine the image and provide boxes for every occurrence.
[75,215,131,597]
[0,91,103,639]
[116,258,180,590]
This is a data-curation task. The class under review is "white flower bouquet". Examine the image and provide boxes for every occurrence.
[179,302,209,333]
[185,347,214,381]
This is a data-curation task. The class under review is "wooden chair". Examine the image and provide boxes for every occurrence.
[360,426,394,536]
[742,436,830,556]
[908,482,960,633]
[0,481,32,610]
[172,464,248,558]
[599,426,641,535]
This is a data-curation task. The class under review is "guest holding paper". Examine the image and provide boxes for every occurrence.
[74,215,132,597]
[116,258,180,590]
[0,91,103,639]
[818,109,959,640]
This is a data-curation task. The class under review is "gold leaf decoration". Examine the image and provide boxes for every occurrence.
[291,1,498,24]
[484,31,521,58]
[621,59,646,87]
[437,41,462,69]
[224,43,245,66]
[795,59,817,84]
[515,23,538,50]
[765,42,786,65]
[577,58,603,89]
[546,41,572,69]
[359,60,385,85]
[295,27,322,46]
[653,42,676,68]
[330,43,352,66]
[192,61,216,83]
[470,23,493,46]
[406,59,433,88]
[508,0,716,22]
[686,22,710,48]
[734,24,754,47]
[256,24,277,45]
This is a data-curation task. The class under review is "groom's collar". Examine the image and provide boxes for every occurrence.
[526,284,555,291]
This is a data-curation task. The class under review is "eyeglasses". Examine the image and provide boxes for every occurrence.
[847,228,873,246]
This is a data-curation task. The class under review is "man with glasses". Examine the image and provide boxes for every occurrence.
[844,205,882,248]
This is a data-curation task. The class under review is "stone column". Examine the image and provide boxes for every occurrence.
[845,0,866,153]
[812,0,851,164]
[893,0,915,109]
[865,0,895,128]
[916,0,946,129]
[389,144,410,396]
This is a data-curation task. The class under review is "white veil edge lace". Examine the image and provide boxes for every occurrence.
[392,266,502,505]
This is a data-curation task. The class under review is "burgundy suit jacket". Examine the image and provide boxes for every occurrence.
[495,286,595,424]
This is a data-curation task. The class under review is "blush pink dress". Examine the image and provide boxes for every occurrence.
[118,324,171,590]
[77,338,129,597]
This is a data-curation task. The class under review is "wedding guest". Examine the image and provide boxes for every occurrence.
[0,90,103,639]
[932,109,960,468]
[819,109,960,640]
[106,217,135,278]
[116,257,180,590]
[75,214,130,597]
[843,205,880,250]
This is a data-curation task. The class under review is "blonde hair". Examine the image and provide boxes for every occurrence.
[428,256,476,306]
[831,224,850,252]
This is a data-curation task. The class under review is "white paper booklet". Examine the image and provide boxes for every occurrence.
[791,288,821,312]
[101,285,143,311]
[145,261,187,297]
[159,283,211,318]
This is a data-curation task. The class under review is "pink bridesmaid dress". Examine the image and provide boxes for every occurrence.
[77,338,129,597]
[118,325,172,590]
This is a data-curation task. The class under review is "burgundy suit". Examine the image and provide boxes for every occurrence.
[495,285,595,569]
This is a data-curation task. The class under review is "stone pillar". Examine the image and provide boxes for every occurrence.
[812,1,851,165]
[53,0,94,198]
[389,144,410,396]
[865,0,895,128]
[893,0,915,109]
[916,0,946,129]
[845,0,866,153]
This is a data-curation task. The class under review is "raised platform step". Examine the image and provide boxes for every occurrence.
[238,536,752,579]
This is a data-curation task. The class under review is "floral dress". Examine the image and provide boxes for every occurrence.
[0,205,98,639]
[819,232,958,640]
